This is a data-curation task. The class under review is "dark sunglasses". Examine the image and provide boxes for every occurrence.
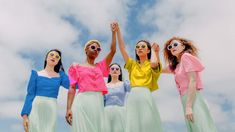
[167,42,179,50]
[90,45,101,52]
[136,45,146,49]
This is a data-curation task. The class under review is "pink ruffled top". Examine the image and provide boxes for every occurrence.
[68,59,109,95]
[174,53,205,96]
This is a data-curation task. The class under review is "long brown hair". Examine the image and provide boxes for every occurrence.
[163,37,198,71]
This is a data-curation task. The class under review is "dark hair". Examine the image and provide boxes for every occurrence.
[107,63,123,83]
[163,37,198,71]
[135,40,152,62]
[44,49,64,73]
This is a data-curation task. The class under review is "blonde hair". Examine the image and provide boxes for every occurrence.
[84,40,101,50]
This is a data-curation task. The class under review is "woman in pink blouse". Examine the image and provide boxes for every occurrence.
[162,37,217,132]
[65,22,118,132]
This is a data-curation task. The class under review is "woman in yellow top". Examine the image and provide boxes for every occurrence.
[116,23,163,132]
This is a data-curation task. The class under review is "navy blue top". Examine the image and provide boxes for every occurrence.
[21,70,70,116]
[104,81,130,106]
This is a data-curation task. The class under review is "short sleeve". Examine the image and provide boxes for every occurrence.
[124,58,135,71]
[59,71,70,89]
[181,53,204,72]
[21,70,37,116]
[68,64,79,87]
[124,80,131,92]
[97,59,110,77]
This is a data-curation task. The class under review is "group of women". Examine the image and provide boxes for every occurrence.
[21,22,217,132]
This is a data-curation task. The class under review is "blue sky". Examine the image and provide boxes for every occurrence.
[0,0,235,131]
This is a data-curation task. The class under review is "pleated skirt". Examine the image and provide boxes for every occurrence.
[181,91,217,132]
[104,105,126,132]
[28,96,57,132]
[125,87,163,132]
[71,92,105,132]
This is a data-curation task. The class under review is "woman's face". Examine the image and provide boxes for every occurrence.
[135,41,150,58]
[85,42,101,59]
[167,40,185,57]
[46,51,60,66]
[110,64,121,78]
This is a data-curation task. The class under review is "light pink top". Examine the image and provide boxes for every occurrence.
[68,59,109,95]
[174,53,205,96]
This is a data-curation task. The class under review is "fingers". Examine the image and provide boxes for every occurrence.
[186,113,194,123]
[65,112,73,126]
[23,120,28,132]
[110,22,119,32]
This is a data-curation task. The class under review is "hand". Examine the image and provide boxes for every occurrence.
[185,107,194,123]
[152,42,160,53]
[65,109,73,125]
[22,115,29,132]
[110,22,119,32]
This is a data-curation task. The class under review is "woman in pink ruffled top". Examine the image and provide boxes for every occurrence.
[162,37,217,132]
[65,22,118,132]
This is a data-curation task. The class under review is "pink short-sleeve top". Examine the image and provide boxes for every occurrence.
[174,53,205,96]
[68,59,109,95]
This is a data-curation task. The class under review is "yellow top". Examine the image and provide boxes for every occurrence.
[124,58,162,92]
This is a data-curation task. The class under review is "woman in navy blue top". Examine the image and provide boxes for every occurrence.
[21,49,69,132]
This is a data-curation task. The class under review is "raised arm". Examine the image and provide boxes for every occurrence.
[150,43,161,69]
[116,23,129,63]
[105,22,117,65]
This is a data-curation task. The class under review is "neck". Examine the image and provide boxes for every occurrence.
[110,76,120,83]
[139,55,148,64]
[86,57,95,65]
[45,65,55,72]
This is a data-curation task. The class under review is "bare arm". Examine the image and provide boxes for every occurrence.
[162,67,173,74]
[150,43,161,69]
[105,22,117,65]
[65,86,76,125]
[116,23,129,63]
[185,72,197,122]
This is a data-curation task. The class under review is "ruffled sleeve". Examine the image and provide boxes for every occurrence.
[97,59,110,77]
[68,64,79,87]
[124,80,131,92]
[181,53,204,72]
[21,70,37,117]
[59,71,70,89]
[124,58,135,72]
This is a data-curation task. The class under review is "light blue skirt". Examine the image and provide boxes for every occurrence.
[71,92,105,132]
[181,91,217,132]
[125,87,163,132]
[28,96,57,132]
[104,105,126,132]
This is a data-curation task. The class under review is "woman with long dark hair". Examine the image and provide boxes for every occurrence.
[162,37,217,132]
[104,63,130,132]
[65,22,117,132]
[21,49,70,132]
[116,23,163,132]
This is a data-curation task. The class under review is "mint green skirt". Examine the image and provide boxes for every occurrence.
[104,105,126,132]
[28,96,57,132]
[181,92,217,132]
[126,87,163,132]
[71,92,105,132]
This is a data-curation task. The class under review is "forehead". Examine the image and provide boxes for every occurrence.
[48,51,59,55]
[88,42,100,47]
[170,39,181,45]
[137,41,147,46]
[110,64,119,68]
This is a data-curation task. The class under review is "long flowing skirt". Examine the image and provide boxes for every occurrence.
[181,91,217,132]
[125,87,163,132]
[105,105,126,132]
[28,96,57,132]
[71,92,105,132]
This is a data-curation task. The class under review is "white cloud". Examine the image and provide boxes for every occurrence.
[138,0,235,131]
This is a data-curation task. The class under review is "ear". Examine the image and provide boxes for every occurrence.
[147,48,151,53]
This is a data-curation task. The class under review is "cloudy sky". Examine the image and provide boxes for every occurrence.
[0,0,234,131]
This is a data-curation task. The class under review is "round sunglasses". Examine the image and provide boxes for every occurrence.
[167,42,180,50]
[110,67,120,71]
[136,45,147,49]
[90,45,101,52]
[48,52,60,60]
